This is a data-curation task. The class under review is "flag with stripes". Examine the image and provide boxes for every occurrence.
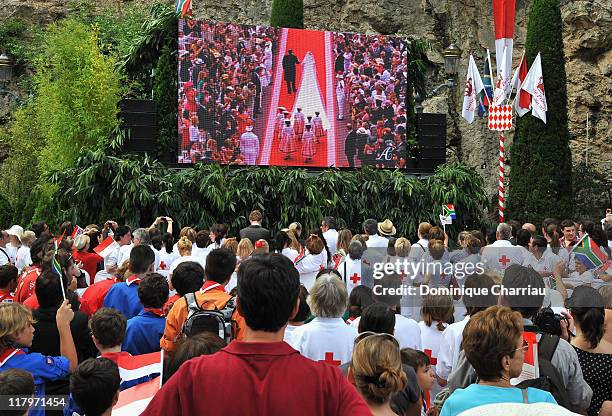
[94,236,120,258]
[117,351,163,383]
[175,0,192,17]
[572,235,610,271]
[112,377,161,416]
[442,204,457,220]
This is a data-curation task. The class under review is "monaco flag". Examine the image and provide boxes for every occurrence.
[509,50,531,116]
[493,0,515,100]
[94,236,120,258]
[461,55,485,124]
[112,377,160,416]
[521,53,547,123]
[493,45,510,105]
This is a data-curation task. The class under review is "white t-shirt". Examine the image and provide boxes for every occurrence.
[15,246,31,273]
[104,245,121,271]
[323,229,339,258]
[169,255,206,275]
[436,315,470,381]
[295,251,326,291]
[288,317,358,365]
[419,320,448,401]
[481,240,524,273]
[5,244,18,264]
[337,257,362,295]
[366,234,389,249]
[281,247,299,263]
[0,247,10,266]
[117,243,133,267]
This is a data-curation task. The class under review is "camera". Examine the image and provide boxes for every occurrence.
[533,307,569,336]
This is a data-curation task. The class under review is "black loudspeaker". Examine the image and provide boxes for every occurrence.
[118,99,158,155]
[415,113,446,174]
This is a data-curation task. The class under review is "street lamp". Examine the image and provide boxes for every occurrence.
[442,44,462,77]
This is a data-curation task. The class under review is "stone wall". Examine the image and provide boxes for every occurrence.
[1,0,609,200]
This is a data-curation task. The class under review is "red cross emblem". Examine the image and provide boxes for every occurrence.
[319,265,324,271]
[498,255,510,267]
[159,261,167,270]
[350,273,360,285]
[319,352,341,366]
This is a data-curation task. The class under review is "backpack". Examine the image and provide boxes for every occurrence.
[517,325,571,409]
[182,292,237,344]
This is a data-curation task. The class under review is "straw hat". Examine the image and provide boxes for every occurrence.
[377,219,396,236]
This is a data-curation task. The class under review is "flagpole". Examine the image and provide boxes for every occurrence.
[499,134,505,223]
[508,50,525,107]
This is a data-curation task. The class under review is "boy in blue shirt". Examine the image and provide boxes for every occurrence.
[0,300,77,416]
[104,245,155,319]
[122,273,169,355]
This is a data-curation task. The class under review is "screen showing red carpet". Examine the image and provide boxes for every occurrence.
[178,19,409,168]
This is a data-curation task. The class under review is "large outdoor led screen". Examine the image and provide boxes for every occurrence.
[178,19,409,168]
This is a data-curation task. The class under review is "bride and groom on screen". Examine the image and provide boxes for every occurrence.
[279,50,345,162]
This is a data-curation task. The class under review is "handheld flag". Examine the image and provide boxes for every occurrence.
[443,204,457,220]
[51,234,67,301]
[521,52,547,123]
[571,235,609,271]
[112,377,160,416]
[70,225,84,240]
[175,0,192,18]
[493,0,516,100]
[439,214,453,225]
[461,55,485,124]
[94,236,120,258]
[509,50,531,117]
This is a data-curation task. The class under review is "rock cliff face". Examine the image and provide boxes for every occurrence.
[1,0,609,199]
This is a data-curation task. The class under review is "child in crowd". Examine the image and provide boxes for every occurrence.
[123,273,169,355]
[89,308,153,390]
[70,358,121,416]
[0,301,77,416]
[0,264,18,303]
[402,348,437,416]
[164,261,205,315]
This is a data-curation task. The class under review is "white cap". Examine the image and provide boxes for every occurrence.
[5,225,24,242]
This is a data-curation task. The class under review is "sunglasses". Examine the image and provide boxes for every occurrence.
[354,331,400,349]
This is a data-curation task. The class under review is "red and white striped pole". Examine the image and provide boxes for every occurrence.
[499,134,505,223]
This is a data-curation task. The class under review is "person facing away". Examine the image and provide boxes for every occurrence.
[69,358,121,416]
[239,209,271,245]
[141,253,371,416]
[282,49,300,94]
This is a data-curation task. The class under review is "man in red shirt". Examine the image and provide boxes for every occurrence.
[141,254,371,416]
[14,235,51,303]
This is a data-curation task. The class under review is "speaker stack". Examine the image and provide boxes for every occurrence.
[415,113,447,174]
[118,99,158,156]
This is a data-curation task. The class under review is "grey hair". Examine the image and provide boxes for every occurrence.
[496,223,512,241]
[307,274,348,318]
[348,241,364,260]
[132,228,150,245]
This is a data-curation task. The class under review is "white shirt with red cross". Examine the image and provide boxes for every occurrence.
[338,257,362,294]
[481,240,525,273]
[287,317,357,366]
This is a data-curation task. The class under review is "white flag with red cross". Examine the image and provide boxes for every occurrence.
[521,52,547,123]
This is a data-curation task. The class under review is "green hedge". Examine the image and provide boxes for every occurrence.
[47,150,488,241]
[508,0,572,224]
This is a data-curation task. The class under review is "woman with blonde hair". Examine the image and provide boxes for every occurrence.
[286,229,302,252]
[350,333,407,416]
[236,238,254,262]
[336,229,353,258]
[294,234,326,291]
[288,273,357,365]
[169,236,205,276]
[172,227,197,254]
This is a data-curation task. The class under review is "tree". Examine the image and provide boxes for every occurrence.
[270,0,304,29]
[508,0,572,224]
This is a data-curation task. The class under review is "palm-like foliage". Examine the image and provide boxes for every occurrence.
[48,150,488,245]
